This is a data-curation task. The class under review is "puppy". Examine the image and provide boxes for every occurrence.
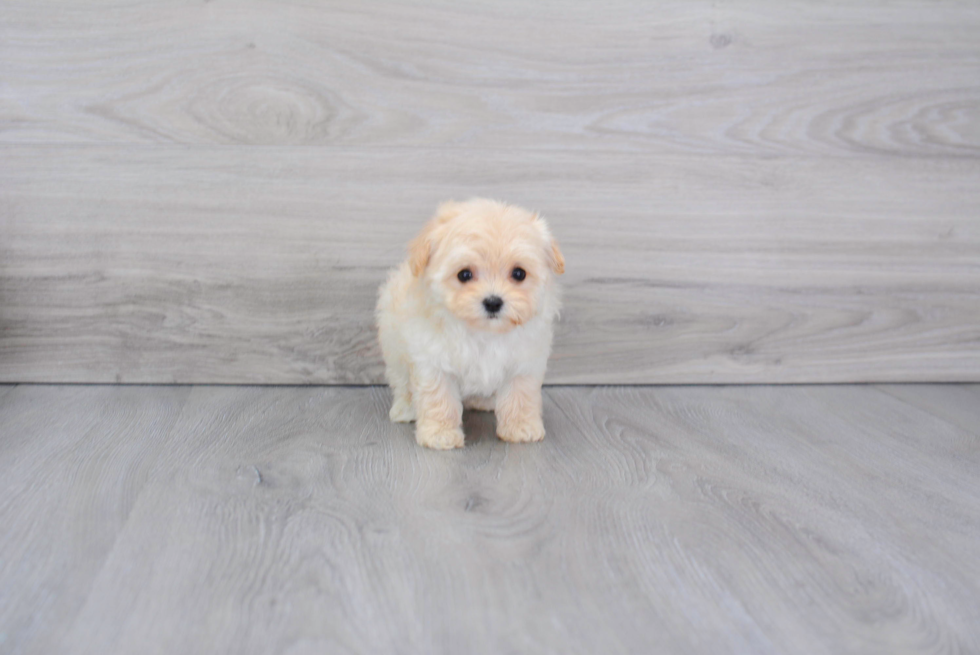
[376,198,564,449]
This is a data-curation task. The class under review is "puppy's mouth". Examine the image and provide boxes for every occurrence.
[486,312,520,325]
[478,313,523,333]
[469,312,517,333]
[484,311,507,327]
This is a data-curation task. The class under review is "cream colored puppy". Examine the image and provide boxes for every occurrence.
[376,198,564,450]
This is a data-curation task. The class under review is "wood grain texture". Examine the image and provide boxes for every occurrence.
[1,0,979,384]
[1,383,978,654]
[2,147,978,384]
[1,1,979,157]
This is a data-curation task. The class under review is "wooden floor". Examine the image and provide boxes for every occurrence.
[2,383,978,654]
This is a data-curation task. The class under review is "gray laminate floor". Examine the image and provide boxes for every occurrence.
[1,384,978,654]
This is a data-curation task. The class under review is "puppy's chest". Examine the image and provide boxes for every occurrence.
[447,333,524,397]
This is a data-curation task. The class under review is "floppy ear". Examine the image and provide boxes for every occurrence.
[532,212,565,275]
[408,201,464,277]
[408,230,433,277]
[549,239,565,275]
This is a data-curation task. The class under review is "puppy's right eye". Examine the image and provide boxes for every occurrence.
[457,269,473,283]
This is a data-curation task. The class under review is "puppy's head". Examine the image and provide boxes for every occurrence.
[409,198,564,333]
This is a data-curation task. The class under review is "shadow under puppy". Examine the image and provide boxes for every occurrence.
[376,198,564,449]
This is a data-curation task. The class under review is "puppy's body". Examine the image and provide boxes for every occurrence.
[376,199,563,449]
[379,260,556,400]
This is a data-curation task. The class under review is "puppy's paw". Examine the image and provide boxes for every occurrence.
[416,425,465,450]
[389,397,416,423]
[497,417,545,443]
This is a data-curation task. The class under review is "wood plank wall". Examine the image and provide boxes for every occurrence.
[1,1,978,383]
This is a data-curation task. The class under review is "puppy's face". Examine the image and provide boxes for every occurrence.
[410,200,564,333]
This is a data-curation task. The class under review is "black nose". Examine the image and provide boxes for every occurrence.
[482,295,504,315]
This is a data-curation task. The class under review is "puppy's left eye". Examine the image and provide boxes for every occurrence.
[511,267,526,282]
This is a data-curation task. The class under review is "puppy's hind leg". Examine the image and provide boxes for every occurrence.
[378,308,416,422]
[386,357,416,423]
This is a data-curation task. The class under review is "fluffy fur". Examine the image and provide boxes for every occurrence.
[376,198,564,450]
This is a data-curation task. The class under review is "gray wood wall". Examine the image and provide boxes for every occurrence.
[2,1,978,384]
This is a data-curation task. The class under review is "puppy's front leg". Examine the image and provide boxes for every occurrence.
[413,371,464,450]
[495,375,545,443]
